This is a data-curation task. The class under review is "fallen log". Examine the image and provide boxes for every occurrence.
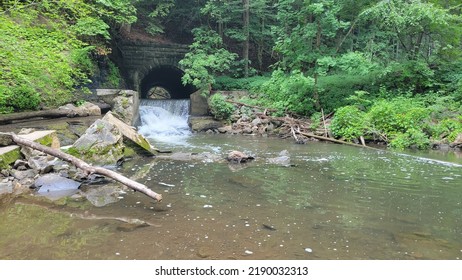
[295,130,380,150]
[0,132,162,202]
[0,109,71,124]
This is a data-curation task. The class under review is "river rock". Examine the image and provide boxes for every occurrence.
[226,150,255,163]
[35,173,81,200]
[450,133,462,148]
[82,184,126,207]
[0,181,13,195]
[189,116,225,132]
[157,152,222,163]
[28,156,54,174]
[58,102,101,117]
[70,119,125,165]
[267,150,291,166]
[102,111,156,155]
[113,95,135,124]
[11,169,37,181]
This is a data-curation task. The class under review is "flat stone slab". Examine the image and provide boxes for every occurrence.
[19,130,60,149]
[0,146,21,169]
[0,130,59,169]
[102,111,156,155]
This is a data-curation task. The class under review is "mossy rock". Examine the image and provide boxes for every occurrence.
[0,147,22,169]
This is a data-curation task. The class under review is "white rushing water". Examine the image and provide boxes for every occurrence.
[137,99,191,144]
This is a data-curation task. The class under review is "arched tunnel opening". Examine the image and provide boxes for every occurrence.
[139,65,196,99]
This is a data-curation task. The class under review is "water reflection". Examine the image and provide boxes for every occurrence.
[0,135,461,259]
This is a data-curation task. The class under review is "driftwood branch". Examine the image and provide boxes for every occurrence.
[295,130,380,150]
[1,132,162,202]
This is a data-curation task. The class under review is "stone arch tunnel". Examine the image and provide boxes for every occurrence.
[139,65,196,99]
[110,41,208,116]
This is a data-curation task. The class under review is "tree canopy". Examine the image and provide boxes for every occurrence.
[1,0,462,148]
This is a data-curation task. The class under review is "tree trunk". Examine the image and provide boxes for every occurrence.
[1,133,163,202]
[243,0,250,77]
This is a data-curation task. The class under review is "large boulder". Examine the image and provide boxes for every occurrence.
[58,102,101,117]
[96,89,139,125]
[113,95,135,124]
[102,111,156,155]
[189,116,225,132]
[69,119,125,165]
[68,112,156,165]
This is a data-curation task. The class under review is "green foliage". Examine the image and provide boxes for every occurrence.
[0,0,139,113]
[330,106,367,141]
[105,60,122,88]
[273,0,349,71]
[258,69,316,116]
[362,0,462,61]
[140,0,175,35]
[208,93,235,120]
[0,12,83,110]
[213,75,269,91]
[180,28,238,92]
[378,60,436,94]
[317,73,379,113]
[428,116,462,142]
[389,129,430,150]
[72,17,110,40]
[367,98,430,137]
[0,84,41,113]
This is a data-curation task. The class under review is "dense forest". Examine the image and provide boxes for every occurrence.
[1,0,462,149]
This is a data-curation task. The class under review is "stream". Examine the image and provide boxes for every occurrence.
[0,100,461,260]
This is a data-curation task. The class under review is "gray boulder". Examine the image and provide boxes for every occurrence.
[70,119,124,165]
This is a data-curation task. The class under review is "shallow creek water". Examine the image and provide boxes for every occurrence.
[1,132,461,260]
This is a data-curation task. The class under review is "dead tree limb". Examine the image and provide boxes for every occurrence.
[1,132,162,202]
[295,130,380,150]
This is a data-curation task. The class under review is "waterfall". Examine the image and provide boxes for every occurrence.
[137,99,191,143]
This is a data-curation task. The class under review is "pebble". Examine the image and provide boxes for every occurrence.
[305,248,313,253]
[203,205,213,208]
[244,250,253,255]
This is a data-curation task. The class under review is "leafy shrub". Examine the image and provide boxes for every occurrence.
[389,129,430,150]
[106,60,122,88]
[208,93,235,120]
[213,75,269,91]
[258,69,316,116]
[317,73,379,113]
[367,98,430,137]
[330,106,367,141]
[332,97,436,149]
[378,60,436,94]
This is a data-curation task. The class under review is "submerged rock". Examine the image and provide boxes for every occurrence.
[82,184,126,207]
[267,150,291,166]
[226,150,255,163]
[35,173,81,200]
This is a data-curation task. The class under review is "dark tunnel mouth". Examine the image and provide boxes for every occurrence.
[140,65,197,99]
